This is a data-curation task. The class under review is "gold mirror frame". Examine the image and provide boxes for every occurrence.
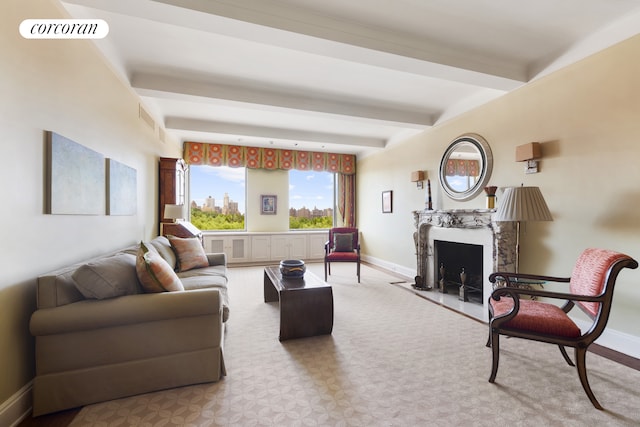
[439,133,493,201]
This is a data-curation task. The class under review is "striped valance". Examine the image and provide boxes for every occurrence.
[183,142,355,175]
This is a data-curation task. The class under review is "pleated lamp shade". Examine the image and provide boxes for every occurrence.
[494,186,553,222]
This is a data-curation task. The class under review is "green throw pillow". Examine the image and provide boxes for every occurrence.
[333,233,354,252]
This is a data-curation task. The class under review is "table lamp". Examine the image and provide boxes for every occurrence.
[164,204,184,223]
[493,186,553,273]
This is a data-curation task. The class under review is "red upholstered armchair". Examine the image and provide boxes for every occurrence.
[324,227,360,283]
[487,248,637,409]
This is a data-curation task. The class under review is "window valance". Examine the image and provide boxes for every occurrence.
[445,159,479,177]
[183,142,356,175]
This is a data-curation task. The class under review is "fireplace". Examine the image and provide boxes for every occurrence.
[435,240,483,303]
[412,209,517,311]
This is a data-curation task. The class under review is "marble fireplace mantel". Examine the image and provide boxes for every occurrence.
[413,209,496,230]
[412,209,517,307]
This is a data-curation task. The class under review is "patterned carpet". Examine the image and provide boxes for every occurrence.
[71,263,640,426]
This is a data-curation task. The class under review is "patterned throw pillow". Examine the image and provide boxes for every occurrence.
[168,235,209,272]
[136,242,184,293]
[333,233,354,252]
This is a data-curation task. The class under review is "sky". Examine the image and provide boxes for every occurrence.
[190,166,334,214]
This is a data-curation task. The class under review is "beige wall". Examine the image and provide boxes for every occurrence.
[358,34,640,339]
[0,0,181,407]
[246,168,290,232]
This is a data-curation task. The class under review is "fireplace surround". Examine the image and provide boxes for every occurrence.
[413,209,516,310]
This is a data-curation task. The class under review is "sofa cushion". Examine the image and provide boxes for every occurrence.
[333,232,354,252]
[36,246,138,309]
[177,264,227,281]
[168,235,209,272]
[136,243,184,293]
[71,254,140,299]
[148,236,177,270]
[180,273,229,323]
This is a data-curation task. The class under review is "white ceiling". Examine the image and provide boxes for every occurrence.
[60,0,640,157]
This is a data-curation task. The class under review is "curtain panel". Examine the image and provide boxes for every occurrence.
[184,142,356,175]
[337,173,356,227]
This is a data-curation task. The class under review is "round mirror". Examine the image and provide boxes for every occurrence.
[439,133,493,201]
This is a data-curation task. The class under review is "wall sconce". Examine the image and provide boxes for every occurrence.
[411,170,425,188]
[516,142,542,174]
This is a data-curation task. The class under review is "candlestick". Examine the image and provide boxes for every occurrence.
[427,179,433,210]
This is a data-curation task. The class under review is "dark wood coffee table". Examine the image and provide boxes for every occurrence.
[263,266,333,341]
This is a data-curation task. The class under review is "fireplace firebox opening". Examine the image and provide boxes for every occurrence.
[434,240,483,304]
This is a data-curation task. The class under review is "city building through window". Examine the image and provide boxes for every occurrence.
[187,166,334,230]
[189,165,245,230]
[289,169,334,229]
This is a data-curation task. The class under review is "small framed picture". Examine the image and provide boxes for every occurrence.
[261,195,277,215]
[382,190,392,213]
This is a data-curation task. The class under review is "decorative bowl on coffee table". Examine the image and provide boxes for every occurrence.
[280,259,306,278]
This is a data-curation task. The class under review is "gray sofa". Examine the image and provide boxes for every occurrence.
[29,236,229,416]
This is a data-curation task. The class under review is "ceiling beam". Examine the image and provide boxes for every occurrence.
[132,72,433,128]
[165,117,387,148]
[149,0,526,89]
[63,0,525,90]
[149,0,527,89]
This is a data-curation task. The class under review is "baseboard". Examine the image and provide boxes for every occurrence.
[364,255,640,360]
[0,381,32,427]
[361,254,415,280]
[571,318,640,360]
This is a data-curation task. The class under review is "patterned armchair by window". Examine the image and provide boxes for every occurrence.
[487,248,637,409]
[324,227,360,283]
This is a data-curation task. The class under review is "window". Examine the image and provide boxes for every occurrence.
[189,165,245,230]
[289,170,334,229]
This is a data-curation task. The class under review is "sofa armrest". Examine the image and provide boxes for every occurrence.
[207,252,227,267]
[30,288,222,336]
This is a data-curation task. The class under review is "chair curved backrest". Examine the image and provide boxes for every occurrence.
[328,227,359,251]
[324,227,360,283]
[569,248,632,319]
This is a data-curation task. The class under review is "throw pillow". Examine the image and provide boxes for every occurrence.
[136,242,184,293]
[168,235,209,272]
[72,253,140,299]
[149,235,177,270]
[333,232,354,252]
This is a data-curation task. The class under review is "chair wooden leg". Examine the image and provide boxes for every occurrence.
[575,347,603,410]
[324,261,328,281]
[488,331,500,383]
[558,345,575,366]
[486,310,493,348]
[357,262,360,283]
